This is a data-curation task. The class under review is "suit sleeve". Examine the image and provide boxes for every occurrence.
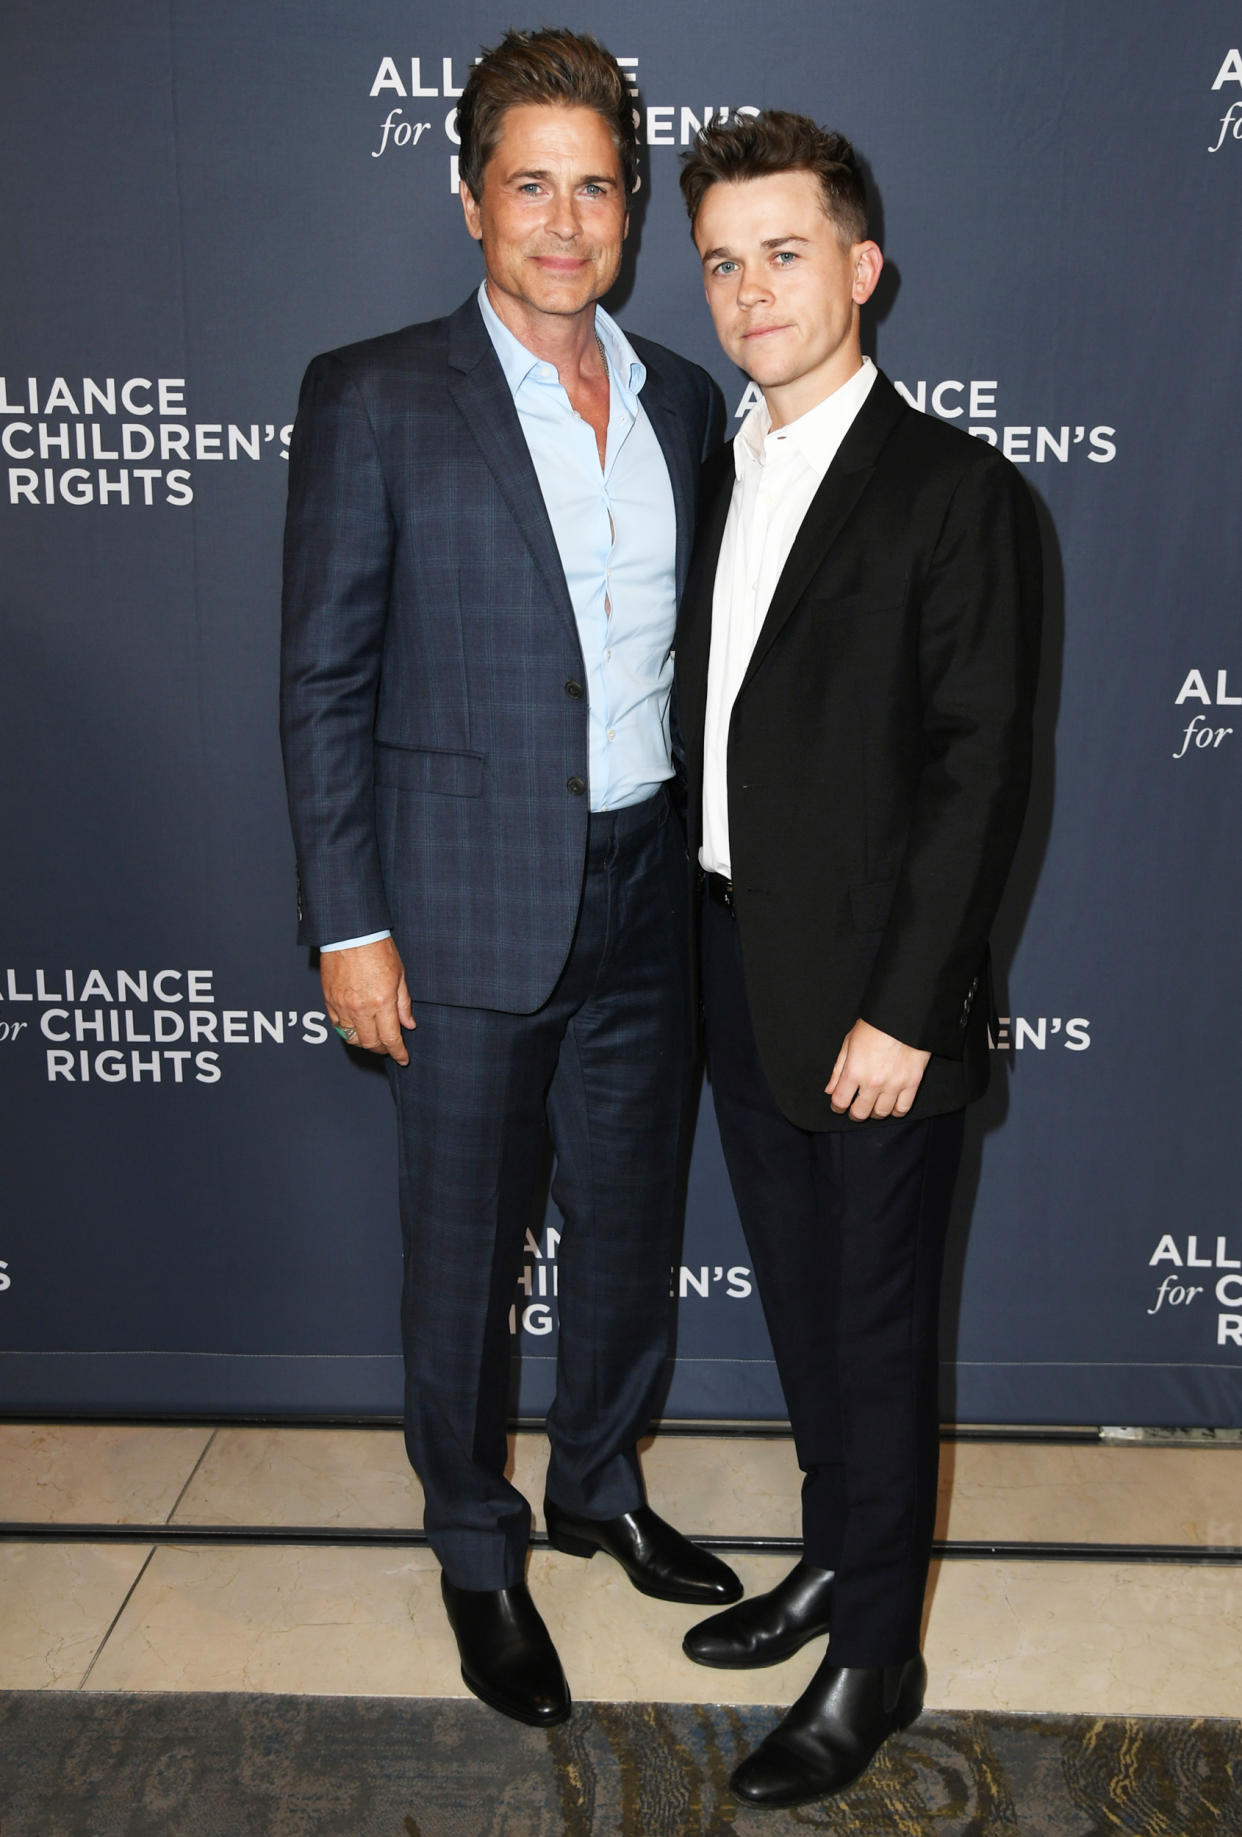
[278,353,395,948]
[857,454,1043,1058]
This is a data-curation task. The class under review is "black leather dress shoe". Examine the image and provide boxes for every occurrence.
[683,1560,835,1668]
[543,1498,743,1605]
[440,1575,571,1727]
[730,1655,926,1807]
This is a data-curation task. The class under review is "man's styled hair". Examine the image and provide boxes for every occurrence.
[679,111,868,245]
[456,28,640,200]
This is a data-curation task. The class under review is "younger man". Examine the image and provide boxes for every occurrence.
[674,113,1041,1805]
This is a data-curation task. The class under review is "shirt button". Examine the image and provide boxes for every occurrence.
[566,776,587,796]
[564,679,584,698]
[604,649,612,661]
[607,728,616,741]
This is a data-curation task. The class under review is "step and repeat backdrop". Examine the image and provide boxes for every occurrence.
[2,1,1239,1426]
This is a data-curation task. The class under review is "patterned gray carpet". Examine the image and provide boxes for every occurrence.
[1,1692,1239,1836]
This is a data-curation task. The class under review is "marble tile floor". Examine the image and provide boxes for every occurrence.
[3,1420,1239,1547]
[1,1422,1240,1717]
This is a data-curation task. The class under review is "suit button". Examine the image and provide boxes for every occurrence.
[564,679,584,698]
[566,776,587,795]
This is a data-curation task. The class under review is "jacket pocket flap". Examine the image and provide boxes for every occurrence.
[849,878,896,933]
[374,743,484,796]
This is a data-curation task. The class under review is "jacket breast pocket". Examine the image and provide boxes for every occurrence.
[374,743,484,796]
[806,590,906,622]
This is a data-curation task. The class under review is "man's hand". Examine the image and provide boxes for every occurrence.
[321,937,415,1065]
[826,1019,931,1121]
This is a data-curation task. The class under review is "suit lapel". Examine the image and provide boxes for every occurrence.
[738,371,908,696]
[677,446,736,771]
[446,295,577,638]
[638,356,696,599]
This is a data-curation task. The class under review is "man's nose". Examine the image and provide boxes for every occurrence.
[737,266,772,307]
[546,192,582,239]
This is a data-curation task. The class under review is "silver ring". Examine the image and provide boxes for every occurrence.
[333,1023,358,1042]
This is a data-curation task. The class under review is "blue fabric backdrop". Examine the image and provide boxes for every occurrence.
[3,0,1240,1425]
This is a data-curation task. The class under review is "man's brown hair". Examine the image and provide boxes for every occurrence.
[679,111,868,244]
[456,28,640,200]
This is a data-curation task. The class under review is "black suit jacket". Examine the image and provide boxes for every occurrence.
[676,371,1043,1131]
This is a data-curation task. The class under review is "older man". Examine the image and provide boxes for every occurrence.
[280,28,737,1729]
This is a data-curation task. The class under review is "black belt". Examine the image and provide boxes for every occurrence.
[703,871,735,915]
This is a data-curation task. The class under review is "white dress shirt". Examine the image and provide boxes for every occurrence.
[700,358,877,880]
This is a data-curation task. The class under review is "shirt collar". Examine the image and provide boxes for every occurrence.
[735,355,875,479]
[476,280,646,401]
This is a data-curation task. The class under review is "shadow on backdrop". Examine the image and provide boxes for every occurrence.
[938,482,1066,1425]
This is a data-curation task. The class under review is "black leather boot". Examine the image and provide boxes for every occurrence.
[730,1655,926,1806]
[543,1498,742,1604]
[441,1575,571,1727]
[683,1560,834,1668]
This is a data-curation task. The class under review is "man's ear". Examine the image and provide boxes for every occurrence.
[460,179,483,242]
[851,240,884,306]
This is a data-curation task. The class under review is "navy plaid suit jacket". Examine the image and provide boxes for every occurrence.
[280,292,719,1012]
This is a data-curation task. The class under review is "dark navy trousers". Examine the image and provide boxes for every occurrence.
[702,892,964,1666]
[388,789,689,1589]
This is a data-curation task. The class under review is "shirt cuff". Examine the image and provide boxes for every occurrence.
[320,930,392,953]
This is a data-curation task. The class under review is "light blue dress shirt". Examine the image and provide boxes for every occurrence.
[476,281,678,812]
[323,284,679,955]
